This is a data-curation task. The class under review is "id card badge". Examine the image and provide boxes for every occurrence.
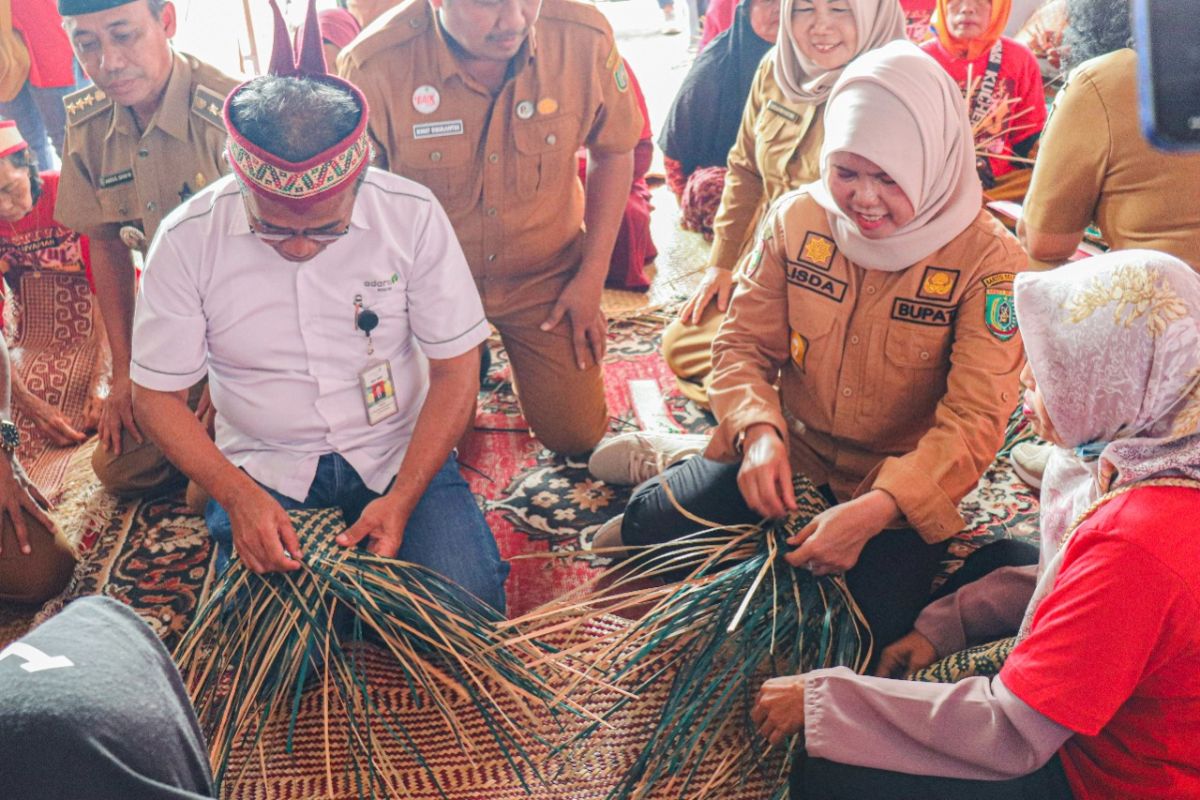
[360,360,400,425]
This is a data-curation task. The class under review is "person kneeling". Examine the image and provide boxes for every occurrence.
[597,41,1027,655]
[129,62,507,612]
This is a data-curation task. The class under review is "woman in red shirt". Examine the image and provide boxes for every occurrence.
[753,249,1200,799]
[921,0,1046,198]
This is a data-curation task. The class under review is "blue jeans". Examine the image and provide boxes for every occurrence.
[205,453,509,613]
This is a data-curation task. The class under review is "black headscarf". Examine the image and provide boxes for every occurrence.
[658,0,774,176]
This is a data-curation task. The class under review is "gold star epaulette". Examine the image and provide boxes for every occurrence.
[64,86,112,126]
[191,84,229,131]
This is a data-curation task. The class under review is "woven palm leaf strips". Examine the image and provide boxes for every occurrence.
[175,507,580,799]
[506,474,872,800]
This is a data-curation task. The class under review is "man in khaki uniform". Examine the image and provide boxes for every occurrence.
[55,0,237,495]
[339,0,642,456]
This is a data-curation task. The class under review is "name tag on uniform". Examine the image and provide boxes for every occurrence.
[360,360,399,425]
[412,120,464,140]
[765,100,800,122]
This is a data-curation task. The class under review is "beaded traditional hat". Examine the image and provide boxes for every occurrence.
[223,0,371,211]
[0,121,26,159]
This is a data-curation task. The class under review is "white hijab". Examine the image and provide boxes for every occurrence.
[773,0,906,104]
[807,41,982,272]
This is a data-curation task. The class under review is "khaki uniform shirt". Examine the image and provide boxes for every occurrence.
[338,0,643,286]
[55,52,237,244]
[710,53,826,273]
[709,192,1027,542]
[1024,49,1200,268]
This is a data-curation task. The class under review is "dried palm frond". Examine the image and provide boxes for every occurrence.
[505,475,872,800]
[175,507,574,799]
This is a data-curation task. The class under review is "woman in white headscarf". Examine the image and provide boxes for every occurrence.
[753,250,1200,798]
[605,41,1028,655]
[623,0,908,416]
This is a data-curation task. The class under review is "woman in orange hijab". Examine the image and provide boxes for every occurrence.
[921,0,1046,199]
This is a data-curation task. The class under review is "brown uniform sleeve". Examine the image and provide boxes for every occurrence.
[708,59,771,273]
[337,51,392,171]
[864,240,1027,542]
[55,138,121,241]
[583,38,643,156]
[1022,66,1107,236]
[707,200,792,459]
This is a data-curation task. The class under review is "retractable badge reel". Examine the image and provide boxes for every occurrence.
[355,294,399,425]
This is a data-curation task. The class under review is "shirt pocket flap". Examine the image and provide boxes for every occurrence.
[513,115,576,156]
[884,324,950,369]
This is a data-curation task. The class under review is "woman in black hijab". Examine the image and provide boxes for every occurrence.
[659,0,779,236]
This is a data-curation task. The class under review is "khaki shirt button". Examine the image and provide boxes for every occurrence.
[430,151,442,162]
[145,201,156,212]
[545,133,557,145]
[865,285,877,295]
[137,148,149,158]
[487,253,497,262]
[118,206,129,216]
[850,335,860,345]
[488,153,499,163]
[919,351,930,361]
[841,387,852,397]
[487,207,497,217]
[408,17,421,27]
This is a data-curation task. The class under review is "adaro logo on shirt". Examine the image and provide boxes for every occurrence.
[363,273,400,292]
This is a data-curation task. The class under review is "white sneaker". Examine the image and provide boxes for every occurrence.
[1011,441,1052,489]
[588,431,709,486]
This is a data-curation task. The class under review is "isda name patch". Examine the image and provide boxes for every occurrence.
[785,262,847,302]
[891,298,956,326]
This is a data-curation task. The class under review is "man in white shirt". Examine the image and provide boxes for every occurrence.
[129,47,507,611]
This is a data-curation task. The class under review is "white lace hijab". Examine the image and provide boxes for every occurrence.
[1015,251,1200,638]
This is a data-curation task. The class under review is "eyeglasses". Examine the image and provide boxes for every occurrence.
[248,221,351,245]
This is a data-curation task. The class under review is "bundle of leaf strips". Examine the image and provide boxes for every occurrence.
[511,475,872,800]
[176,507,564,799]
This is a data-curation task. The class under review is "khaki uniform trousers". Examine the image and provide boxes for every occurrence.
[481,271,608,456]
[0,509,76,606]
[92,380,205,497]
[661,303,725,409]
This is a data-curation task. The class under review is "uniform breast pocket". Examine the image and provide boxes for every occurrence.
[97,183,139,225]
[397,135,476,212]
[512,115,578,200]
[753,111,796,186]
[786,300,840,377]
[881,324,953,416]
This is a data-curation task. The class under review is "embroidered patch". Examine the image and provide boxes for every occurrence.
[605,45,620,71]
[985,287,1018,341]
[980,272,1016,289]
[98,169,133,188]
[745,241,765,278]
[765,100,800,122]
[798,232,836,271]
[891,298,957,326]
[786,262,848,303]
[789,330,809,371]
[412,120,464,139]
[614,61,629,93]
[917,266,960,302]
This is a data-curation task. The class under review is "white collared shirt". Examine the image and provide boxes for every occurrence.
[131,169,489,501]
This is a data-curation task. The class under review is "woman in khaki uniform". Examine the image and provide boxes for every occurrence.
[602,42,1027,654]
[662,0,907,408]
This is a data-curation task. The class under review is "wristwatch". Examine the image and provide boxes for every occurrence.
[0,419,20,455]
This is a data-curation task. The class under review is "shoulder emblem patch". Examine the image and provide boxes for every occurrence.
[798,231,836,271]
[917,266,960,302]
[605,45,620,72]
[192,84,229,130]
[64,86,112,126]
[613,59,628,93]
[981,272,1018,341]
